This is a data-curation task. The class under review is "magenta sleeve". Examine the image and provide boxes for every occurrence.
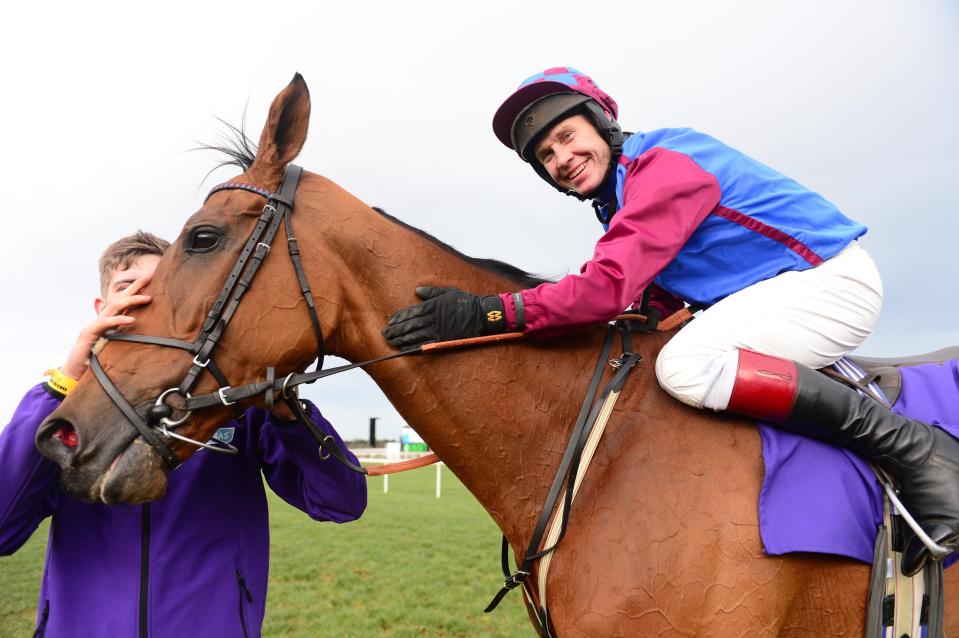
[515,147,719,337]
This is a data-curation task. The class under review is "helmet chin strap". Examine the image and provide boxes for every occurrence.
[586,131,633,226]
[590,167,619,226]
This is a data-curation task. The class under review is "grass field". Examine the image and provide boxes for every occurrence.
[0,465,531,637]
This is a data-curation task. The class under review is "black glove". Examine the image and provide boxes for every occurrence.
[382,286,507,349]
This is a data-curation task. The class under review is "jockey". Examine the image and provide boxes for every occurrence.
[383,66,959,575]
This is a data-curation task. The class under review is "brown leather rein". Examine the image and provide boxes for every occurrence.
[369,308,692,477]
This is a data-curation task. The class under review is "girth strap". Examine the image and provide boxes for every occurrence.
[535,348,640,633]
[485,323,641,630]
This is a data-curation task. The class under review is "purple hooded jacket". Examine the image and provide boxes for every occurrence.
[0,385,367,638]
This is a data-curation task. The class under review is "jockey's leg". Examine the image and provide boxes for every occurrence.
[728,348,959,575]
[655,242,959,574]
[655,242,883,410]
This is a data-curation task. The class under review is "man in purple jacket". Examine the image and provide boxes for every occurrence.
[0,231,367,637]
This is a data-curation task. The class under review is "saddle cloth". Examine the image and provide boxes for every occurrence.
[757,348,959,568]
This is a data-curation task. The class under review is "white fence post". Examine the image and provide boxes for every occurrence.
[435,462,442,498]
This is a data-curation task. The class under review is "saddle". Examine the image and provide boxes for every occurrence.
[846,345,959,405]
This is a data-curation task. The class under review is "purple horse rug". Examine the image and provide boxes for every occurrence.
[758,358,959,568]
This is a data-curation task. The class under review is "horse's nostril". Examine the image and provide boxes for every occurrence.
[36,418,80,464]
[53,423,78,448]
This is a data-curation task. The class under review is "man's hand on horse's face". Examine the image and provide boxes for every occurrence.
[61,268,158,380]
[382,286,507,349]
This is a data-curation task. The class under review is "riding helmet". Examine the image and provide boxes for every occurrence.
[492,67,624,198]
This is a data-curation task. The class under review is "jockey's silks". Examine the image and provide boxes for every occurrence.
[624,129,866,306]
[500,128,866,337]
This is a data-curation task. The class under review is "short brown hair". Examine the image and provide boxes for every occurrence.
[99,230,170,295]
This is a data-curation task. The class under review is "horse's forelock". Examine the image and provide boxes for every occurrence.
[194,115,258,181]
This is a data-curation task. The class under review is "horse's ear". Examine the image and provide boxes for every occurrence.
[251,73,311,178]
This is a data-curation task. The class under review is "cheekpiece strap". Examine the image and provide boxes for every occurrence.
[205,181,275,202]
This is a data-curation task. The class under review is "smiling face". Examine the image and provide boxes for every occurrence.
[534,114,611,195]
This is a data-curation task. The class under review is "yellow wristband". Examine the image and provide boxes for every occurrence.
[44,368,78,397]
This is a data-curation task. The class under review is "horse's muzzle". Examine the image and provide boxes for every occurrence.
[36,414,168,503]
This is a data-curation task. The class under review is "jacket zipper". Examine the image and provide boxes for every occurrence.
[139,504,151,638]
[236,569,252,638]
[32,599,49,638]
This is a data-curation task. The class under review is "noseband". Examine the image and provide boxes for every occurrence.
[89,164,325,470]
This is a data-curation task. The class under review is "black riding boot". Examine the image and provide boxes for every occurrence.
[727,349,959,575]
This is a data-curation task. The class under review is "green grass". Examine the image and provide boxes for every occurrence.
[0,519,46,636]
[0,466,530,637]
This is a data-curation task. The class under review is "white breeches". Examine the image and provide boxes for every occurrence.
[655,241,884,410]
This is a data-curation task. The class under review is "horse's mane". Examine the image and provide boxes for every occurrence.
[371,207,551,290]
[200,120,552,290]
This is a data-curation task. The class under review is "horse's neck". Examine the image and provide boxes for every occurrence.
[307,194,613,537]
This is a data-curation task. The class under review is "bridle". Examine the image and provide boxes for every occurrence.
[89,164,329,470]
[87,161,452,473]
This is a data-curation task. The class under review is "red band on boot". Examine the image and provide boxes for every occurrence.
[727,349,799,423]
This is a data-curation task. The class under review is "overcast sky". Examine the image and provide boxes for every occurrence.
[1,0,956,440]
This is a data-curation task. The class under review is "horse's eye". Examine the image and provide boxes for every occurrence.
[188,229,220,252]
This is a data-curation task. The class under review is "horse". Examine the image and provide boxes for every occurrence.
[36,74,958,636]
